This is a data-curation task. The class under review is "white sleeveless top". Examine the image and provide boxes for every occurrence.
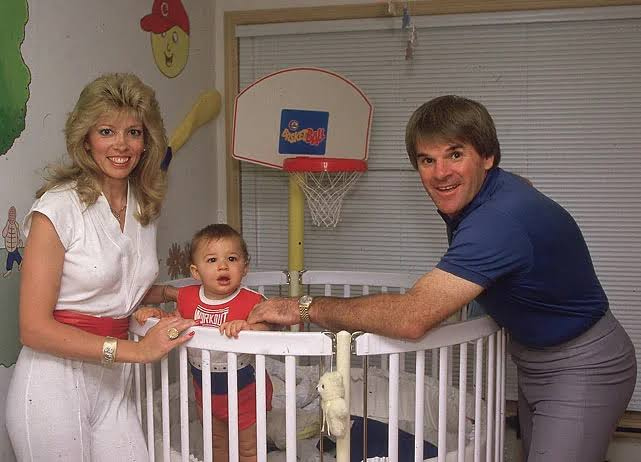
[23,184,159,318]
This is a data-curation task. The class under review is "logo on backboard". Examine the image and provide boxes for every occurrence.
[279,109,328,155]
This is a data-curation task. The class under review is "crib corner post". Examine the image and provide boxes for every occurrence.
[335,330,352,462]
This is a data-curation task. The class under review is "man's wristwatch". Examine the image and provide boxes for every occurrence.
[298,295,313,323]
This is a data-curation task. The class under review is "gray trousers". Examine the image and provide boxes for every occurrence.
[509,310,636,462]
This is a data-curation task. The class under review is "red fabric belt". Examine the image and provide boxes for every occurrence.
[54,310,130,340]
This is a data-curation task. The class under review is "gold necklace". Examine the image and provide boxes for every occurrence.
[110,203,127,220]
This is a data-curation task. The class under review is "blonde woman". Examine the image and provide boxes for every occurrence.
[6,73,196,461]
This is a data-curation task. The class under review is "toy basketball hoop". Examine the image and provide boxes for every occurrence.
[284,157,367,227]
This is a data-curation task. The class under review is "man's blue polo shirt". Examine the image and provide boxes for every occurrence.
[436,168,607,347]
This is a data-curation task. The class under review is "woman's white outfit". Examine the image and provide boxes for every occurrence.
[6,184,158,461]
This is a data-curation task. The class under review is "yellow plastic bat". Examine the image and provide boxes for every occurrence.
[162,89,221,170]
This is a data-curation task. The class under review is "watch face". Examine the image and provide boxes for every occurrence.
[299,295,313,305]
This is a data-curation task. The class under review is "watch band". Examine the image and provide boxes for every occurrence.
[299,295,313,323]
[300,303,311,323]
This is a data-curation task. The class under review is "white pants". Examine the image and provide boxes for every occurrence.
[5,346,148,461]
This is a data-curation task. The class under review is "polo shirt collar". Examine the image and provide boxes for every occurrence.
[438,167,501,234]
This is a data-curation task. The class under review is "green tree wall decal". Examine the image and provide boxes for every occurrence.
[0,0,31,156]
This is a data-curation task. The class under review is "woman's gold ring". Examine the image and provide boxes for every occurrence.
[167,327,180,340]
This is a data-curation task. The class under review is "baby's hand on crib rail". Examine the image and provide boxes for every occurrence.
[219,319,250,338]
[134,306,178,325]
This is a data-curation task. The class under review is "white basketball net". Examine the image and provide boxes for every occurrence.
[291,170,363,227]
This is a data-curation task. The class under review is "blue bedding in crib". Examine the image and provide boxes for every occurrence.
[316,416,438,461]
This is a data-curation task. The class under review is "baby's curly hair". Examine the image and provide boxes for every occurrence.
[190,224,250,264]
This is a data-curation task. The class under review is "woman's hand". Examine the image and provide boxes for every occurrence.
[136,316,198,363]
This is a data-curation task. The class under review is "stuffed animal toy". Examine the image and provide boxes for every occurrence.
[317,371,349,437]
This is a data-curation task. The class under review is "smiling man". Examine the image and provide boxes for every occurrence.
[248,95,637,462]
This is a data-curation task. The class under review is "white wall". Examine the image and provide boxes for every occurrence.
[0,1,216,459]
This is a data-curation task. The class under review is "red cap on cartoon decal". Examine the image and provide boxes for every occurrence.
[140,0,190,35]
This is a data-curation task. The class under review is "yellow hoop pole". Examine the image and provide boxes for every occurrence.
[288,176,305,301]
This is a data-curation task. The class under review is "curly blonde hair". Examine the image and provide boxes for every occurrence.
[37,73,167,225]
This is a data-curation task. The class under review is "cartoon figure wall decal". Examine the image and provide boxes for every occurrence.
[0,205,22,366]
[2,206,23,278]
[0,0,31,155]
[140,0,190,78]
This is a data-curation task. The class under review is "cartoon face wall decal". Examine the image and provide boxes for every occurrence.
[140,0,190,78]
[149,26,189,78]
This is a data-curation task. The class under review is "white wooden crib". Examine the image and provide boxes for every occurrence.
[129,271,506,462]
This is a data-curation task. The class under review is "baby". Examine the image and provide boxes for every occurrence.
[135,223,273,461]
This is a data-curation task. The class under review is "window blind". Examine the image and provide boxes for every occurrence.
[237,7,641,409]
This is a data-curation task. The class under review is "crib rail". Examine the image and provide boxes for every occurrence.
[131,271,505,462]
[353,317,505,462]
[131,321,333,462]
[302,270,421,289]
[354,317,499,354]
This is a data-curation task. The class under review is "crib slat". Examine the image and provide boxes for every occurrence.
[228,353,239,462]
[161,357,171,462]
[145,363,155,462]
[474,338,483,462]
[336,331,352,462]
[201,350,213,462]
[437,346,448,462]
[179,347,190,462]
[457,342,468,462]
[285,356,297,462]
[362,356,369,462]
[414,351,425,462]
[486,334,496,462]
[388,353,400,462]
[255,354,267,462]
